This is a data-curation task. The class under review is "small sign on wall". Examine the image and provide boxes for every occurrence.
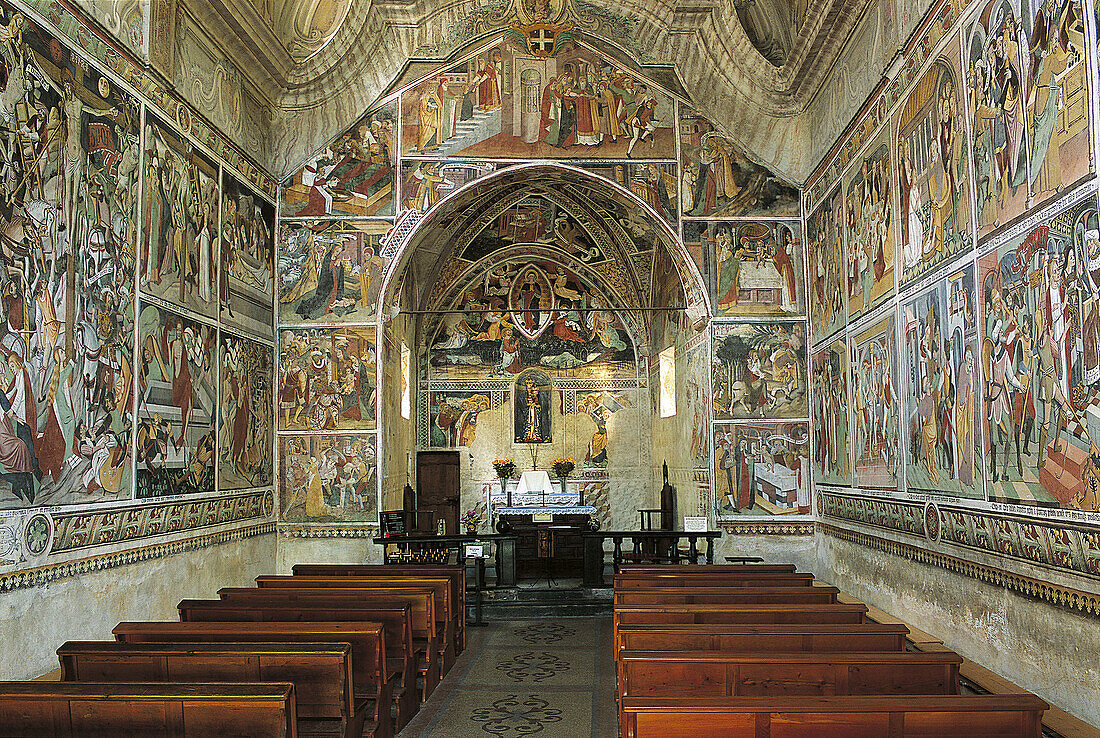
[683,516,708,532]
[464,544,486,559]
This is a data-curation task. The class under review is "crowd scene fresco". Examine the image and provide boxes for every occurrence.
[0,7,140,509]
[280,434,377,522]
[278,326,377,433]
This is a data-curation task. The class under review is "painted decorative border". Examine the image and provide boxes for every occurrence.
[0,522,275,593]
[818,491,926,537]
[819,490,1100,582]
[51,491,275,553]
[721,522,815,536]
[820,523,1100,617]
[16,0,276,198]
[278,524,380,539]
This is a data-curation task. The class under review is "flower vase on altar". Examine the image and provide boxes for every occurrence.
[492,458,516,508]
[551,457,575,504]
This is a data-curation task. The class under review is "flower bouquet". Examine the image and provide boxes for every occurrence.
[492,458,517,478]
[493,458,517,506]
[550,458,575,479]
[460,509,480,534]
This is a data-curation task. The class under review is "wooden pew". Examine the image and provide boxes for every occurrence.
[620,694,1048,737]
[58,641,372,738]
[216,586,442,697]
[0,682,299,737]
[613,586,839,607]
[614,604,868,634]
[291,564,466,651]
[176,600,419,727]
[615,623,910,656]
[617,650,964,731]
[255,576,458,674]
[619,564,798,575]
[619,649,962,697]
[112,620,394,738]
[614,573,815,588]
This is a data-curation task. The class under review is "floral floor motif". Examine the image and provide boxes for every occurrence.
[494,652,572,683]
[397,617,614,737]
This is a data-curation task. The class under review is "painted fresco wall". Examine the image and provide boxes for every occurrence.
[807,0,1100,638]
[0,0,277,678]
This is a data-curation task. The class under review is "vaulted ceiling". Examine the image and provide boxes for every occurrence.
[186,0,877,180]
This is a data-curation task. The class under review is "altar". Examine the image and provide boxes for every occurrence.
[489,475,596,580]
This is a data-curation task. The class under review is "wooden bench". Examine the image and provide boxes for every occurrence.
[58,641,371,738]
[614,573,815,588]
[619,564,798,575]
[615,623,910,656]
[112,620,393,738]
[0,682,299,737]
[620,694,1048,737]
[175,600,419,727]
[618,650,962,697]
[256,576,459,674]
[613,586,839,607]
[614,604,869,637]
[291,564,466,651]
[216,587,442,698]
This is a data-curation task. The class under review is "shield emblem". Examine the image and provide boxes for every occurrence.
[509,264,555,340]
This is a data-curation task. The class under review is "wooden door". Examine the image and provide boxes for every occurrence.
[417,451,460,534]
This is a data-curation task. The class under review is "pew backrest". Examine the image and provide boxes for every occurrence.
[0,682,298,737]
[613,586,838,606]
[614,573,815,588]
[615,623,909,654]
[58,641,353,721]
[111,620,386,701]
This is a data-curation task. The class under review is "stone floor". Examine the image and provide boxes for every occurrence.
[398,616,617,737]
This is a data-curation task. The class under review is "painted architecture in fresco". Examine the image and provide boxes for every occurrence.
[221,172,276,339]
[712,321,808,421]
[141,114,219,320]
[0,9,139,509]
[845,130,895,320]
[850,314,900,490]
[135,303,216,498]
[808,187,846,345]
[896,50,972,290]
[714,422,810,515]
[979,193,1100,511]
[902,264,982,498]
[277,221,388,325]
[219,333,273,490]
[281,103,396,218]
[280,435,377,522]
[811,339,851,486]
[401,42,676,160]
[680,110,800,218]
[278,327,377,433]
[689,221,805,318]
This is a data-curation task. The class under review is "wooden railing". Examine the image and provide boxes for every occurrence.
[582,531,722,586]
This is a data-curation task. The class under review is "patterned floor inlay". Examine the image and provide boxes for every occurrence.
[398,617,614,737]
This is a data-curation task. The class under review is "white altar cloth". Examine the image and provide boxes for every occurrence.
[515,471,554,495]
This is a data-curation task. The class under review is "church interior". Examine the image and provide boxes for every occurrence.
[0,0,1099,734]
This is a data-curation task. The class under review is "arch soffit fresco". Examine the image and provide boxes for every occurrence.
[377,162,711,351]
[234,0,878,178]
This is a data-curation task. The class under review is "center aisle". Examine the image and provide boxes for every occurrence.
[398,616,617,737]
